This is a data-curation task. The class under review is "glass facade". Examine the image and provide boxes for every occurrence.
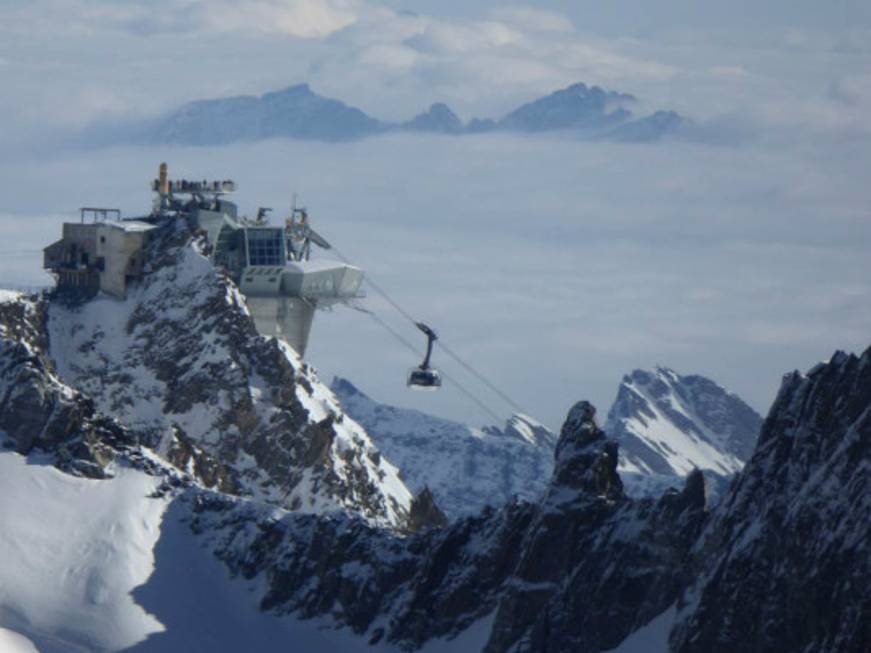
[246,228,284,266]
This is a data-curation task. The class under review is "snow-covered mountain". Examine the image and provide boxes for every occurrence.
[605,366,762,477]
[331,377,555,519]
[181,349,871,652]
[122,82,685,146]
[1,228,419,530]
[0,219,866,651]
[151,83,385,144]
[334,369,757,512]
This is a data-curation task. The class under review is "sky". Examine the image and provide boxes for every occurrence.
[0,1,870,428]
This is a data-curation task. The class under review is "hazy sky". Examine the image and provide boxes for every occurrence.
[1,1,869,428]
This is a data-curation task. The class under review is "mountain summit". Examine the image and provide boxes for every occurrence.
[497,82,636,132]
[133,81,685,145]
[604,366,763,477]
[152,83,385,144]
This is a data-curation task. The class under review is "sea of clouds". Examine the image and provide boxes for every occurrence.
[1,0,869,426]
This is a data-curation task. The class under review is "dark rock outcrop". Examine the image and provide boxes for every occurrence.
[0,244,417,522]
[193,399,708,652]
[0,293,131,477]
[671,349,871,653]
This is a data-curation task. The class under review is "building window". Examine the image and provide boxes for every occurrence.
[246,229,284,267]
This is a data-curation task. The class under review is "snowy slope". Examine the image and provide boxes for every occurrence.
[1,218,864,652]
[0,452,165,652]
[45,236,412,527]
[0,450,494,653]
[334,373,747,510]
[604,367,762,477]
[331,377,556,518]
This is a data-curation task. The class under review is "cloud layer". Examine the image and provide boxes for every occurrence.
[3,131,869,427]
[0,1,870,427]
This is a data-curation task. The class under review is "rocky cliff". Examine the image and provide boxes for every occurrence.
[191,400,708,652]
[670,350,871,652]
[0,225,867,651]
[1,225,417,529]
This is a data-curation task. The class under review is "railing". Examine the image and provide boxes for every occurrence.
[80,207,121,223]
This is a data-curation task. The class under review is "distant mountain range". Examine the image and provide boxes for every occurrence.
[331,377,556,519]
[141,82,687,145]
[333,366,760,519]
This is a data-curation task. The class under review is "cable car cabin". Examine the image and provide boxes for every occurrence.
[407,322,442,390]
[407,367,442,390]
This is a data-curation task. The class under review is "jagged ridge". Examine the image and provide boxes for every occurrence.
[3,223,420,530]
[189,401,708,652]
[670,349,871,652]
[332,377,555,519]
[141,81,686,145]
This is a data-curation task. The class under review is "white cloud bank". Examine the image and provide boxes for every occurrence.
[2,131,869,427]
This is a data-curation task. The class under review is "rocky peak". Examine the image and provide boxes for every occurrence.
[552,401,623,499]
[605,366,762,477]
[40,229,414,528]
[498,81,636,132]
[670,346,871,653]
[402,102,464,133]
[262,83,313,101]
[407,485,448,532]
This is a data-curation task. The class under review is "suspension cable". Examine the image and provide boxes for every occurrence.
[328,241,527,417]
[348,303,504,423]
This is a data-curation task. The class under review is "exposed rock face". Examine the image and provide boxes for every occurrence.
[38,227,414,528]
[190,354,870,652]
[332,376,556,519]
[552,401,622,496]
[0,292,130,477]
[407,486,449,532]
[2,232,868,652]
[671,349,871,653]
[605,366,763,477]
[193,399,708,652]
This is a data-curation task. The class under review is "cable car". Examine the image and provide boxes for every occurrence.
[407,322,442,390]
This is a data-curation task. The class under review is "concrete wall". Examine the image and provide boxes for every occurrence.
[95,225,149,299]
[246,295,316,356]
[59,223,99,267]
